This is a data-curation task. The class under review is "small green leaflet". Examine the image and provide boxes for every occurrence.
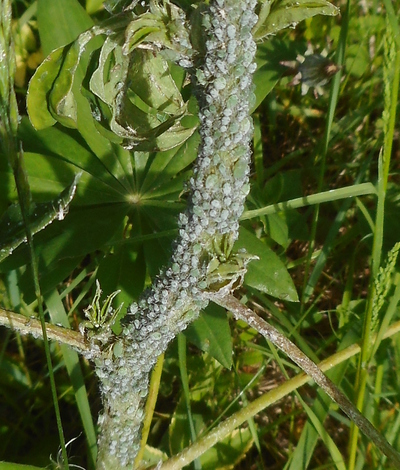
[235,227,299,302]
[0,173,80,262]
[253,0,339,41]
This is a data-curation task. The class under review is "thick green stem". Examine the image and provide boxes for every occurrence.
[92,1,259,467]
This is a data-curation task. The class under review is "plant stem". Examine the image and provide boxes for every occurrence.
[0,308,89,351]
[348,15,400,469]
[241,183,376,220]
[92,1,259,466]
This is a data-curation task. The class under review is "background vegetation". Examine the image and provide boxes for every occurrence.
[1,0,400,469]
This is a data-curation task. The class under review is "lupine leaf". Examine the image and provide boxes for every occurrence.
[253,0,339,41]
[26,48,63,129]
[184,304,233,369]
[37,0,93,56]
[236,227,299,301]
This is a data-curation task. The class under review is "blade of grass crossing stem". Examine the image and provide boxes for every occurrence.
[0,1,69,466]
[135,353,165,468]
[220,295,400,467]
[178,334,202,470]
[251,291,320,362]
[44,289,97,468]
[349,16,400,469]
[268,341,347,470]
[301,0,350,305]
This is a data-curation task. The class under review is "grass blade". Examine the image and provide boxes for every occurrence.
[44,288,97,468]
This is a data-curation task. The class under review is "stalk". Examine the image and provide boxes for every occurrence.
[89,1,259,467]
[348,14,400,469]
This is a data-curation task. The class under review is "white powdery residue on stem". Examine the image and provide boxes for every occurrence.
[92,1,259,468]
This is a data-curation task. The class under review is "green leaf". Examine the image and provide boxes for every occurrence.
[252,62,280,111]
[235,227,299,302]
[37,0,93,56]
[0,203,128,277]
[184,304,233,369]
[129,51,184,113]
[86,0,105,14]
[35,203,129,264]
[253,0,339,41]
[28,30,104,131]
[264,213,289,248]
[253,38,306,109]
[47,43,81,129]
[139,132,199,196]
[19,119,130,200]
[89,40,196,151]
[97,244,146,328]
[26,48,63,129]
[0,175,79,262]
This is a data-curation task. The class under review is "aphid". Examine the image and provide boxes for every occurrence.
[227,24,237,39]
[214,76,227,90]
[233,158,248,180]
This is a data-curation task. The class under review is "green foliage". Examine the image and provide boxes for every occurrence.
[184,303,233,369]
[28,0,197,152]
[254,0,339,40]
[2,0,400,469]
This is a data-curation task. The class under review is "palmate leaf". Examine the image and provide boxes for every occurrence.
[4,115,197,303]
[253,0,339,41]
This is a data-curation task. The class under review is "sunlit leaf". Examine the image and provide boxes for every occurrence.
[37,0,93,56]
[26,48,63,129]
[19,118,130,201]
[47,43,80,129]
[129,51,184,113]
[236,227,299,301]
[96,48,196,151]
[253,0,339,41]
